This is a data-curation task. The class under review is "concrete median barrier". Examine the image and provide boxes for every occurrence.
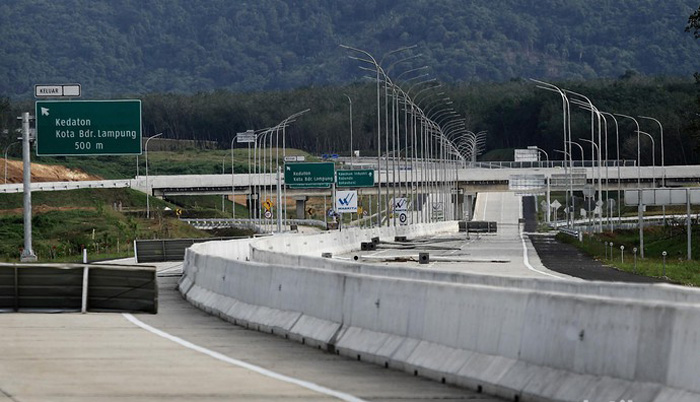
[179,222,700,402]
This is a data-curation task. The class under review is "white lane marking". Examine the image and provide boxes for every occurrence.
[520,232,563,279]
[518,196,565,280]
[122,313,368,402]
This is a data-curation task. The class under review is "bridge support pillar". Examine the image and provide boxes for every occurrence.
[294,196,308,219]
[464,192,476,221]
[247,193,259,219]
[451,191,464,220]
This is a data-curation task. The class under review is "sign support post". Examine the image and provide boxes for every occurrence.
[20,112,37,262]
[276,165,282,232]
[688,188,692,261]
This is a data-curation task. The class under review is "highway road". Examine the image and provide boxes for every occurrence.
[0,192,535,401]
[4,191,679,402]
[0,267,502,402]
[344,192,568,280]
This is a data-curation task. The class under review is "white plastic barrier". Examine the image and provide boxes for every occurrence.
[180,223,700,402]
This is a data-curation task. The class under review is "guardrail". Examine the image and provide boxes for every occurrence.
[558,227,581,240]
[0,263,157,313]
[180,218,327,230]
[0,179,132,194]
[134,237,244,263]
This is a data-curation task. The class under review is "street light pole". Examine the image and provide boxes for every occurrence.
[638,131,656,188]
[145,132,163,219]
[532,79,573,228]
[580,138,603,232]
[616,113,644,258]
[554,149,573,227]
[230,133,239,219]
[614,114,641,187]
[601,112,622,226]
[638,116,664,186]
[528,145,549,167]
[344,94,353,169]
[221,154,227,212]
[566,141,585,168]
[639,116,666,225]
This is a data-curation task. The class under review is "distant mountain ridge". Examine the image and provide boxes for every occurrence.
[1,0,698,98]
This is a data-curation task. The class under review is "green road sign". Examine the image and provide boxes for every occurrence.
[336,169,374,188]
[285,162,335,188]
[35,100,142,156]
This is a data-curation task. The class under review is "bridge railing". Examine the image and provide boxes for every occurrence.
[471,160,636,169]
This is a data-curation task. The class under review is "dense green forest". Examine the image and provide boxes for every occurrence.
[1,2,699,166]
[1,0,699,97]
[3,76,700,166]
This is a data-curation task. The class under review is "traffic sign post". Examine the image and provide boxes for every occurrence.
[284,162,335,188]
[336,169,374,188]
[35,100,142,156]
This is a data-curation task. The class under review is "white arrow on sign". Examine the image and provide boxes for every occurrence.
[41,107,50,116]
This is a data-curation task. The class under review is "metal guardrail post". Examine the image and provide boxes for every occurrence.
[14,266,19,312]
[81,266,89,314]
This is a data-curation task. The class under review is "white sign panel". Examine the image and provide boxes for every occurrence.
[236,130,256,143]
[335,190,358,213]
[394,197,408,212]
[514,148,539,162]
[34,83,81,98]
[624,188,700,206]
[284,155,306,162]
[509,174,545,191]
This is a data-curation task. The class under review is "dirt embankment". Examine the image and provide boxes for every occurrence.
[1,160,101,184]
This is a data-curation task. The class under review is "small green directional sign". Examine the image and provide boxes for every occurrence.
[285,162,335,188]
[336,169,375,188]
[35,100,142,156]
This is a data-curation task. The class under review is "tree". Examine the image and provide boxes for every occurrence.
[685,6,700,155]
[685,6,700,39]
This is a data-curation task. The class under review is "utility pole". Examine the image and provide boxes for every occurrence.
[20,112,37,262]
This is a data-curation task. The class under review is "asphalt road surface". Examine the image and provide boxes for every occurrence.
[138,276,505,402]
[0,272,502,402]
[522,196,666,283]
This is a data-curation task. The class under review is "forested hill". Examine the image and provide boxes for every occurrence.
[1,0,699,98]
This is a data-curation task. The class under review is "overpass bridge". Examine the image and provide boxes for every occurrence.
[1,165,697,196]
[135,165,700,196]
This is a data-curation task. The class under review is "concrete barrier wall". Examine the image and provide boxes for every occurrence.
[180,224,700,402]
[248,221,459,258]
[252,249,700,305]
